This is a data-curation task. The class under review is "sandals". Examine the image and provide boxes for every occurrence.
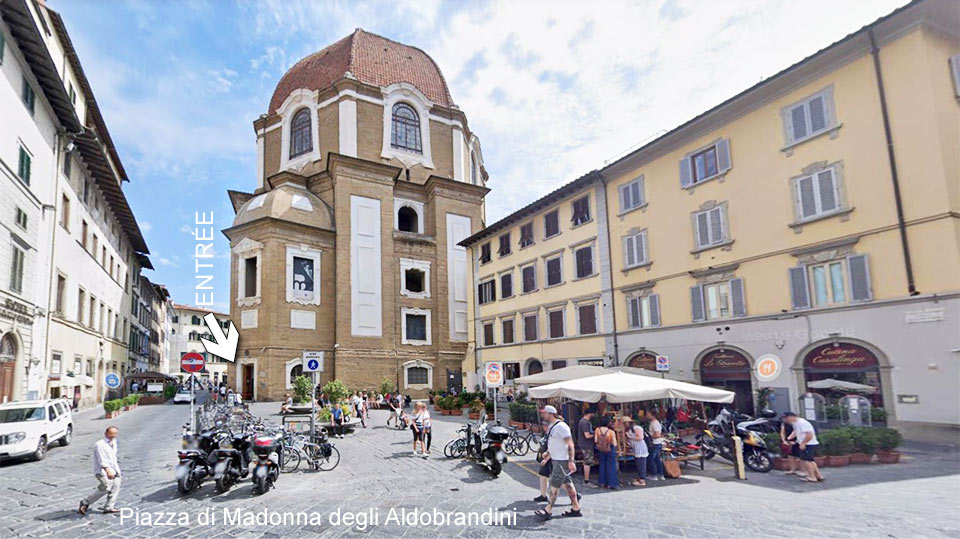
[561,509,582,518]
[535,509,553,520]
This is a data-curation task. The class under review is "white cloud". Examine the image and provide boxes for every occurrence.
[140,221,152,232]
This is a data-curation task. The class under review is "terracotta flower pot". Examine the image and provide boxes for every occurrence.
[824,455,851,467]
[849,453,873,465]
[773,457,790,471]
[814,456,827,467]
[449,409,463,416]
[876,451,901,464]
[468,412,480,420]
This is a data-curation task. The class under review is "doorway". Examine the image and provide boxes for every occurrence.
[242,364,254,401]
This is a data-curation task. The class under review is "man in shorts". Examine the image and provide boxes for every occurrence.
[535,405,582,520]
[576,411,596,487]
[783,412,823,482]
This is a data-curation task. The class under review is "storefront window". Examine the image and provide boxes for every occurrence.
[698,348,753,413]
[803,342,883,408]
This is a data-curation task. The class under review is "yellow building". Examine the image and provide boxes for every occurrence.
[460,171,613,390]
[465,0,960,440]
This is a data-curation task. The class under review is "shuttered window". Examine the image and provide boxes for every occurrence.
[619,176,645,212]
[571,196,591,226]
[547,309,565,339]
[17,146,31,186]
[500,272,513,298]
[479,243,492,264]
[691,279,745,321]
[577,304,598,335]
[521,264,537,293]
[21,77,35,115]
[693,206,726,249]
[795,167,841,220]
[523,313,538,342]
[477,280,496,305]
[519,223,534,247]
[623,230,648,269]
[680,139,731,188]
[783,88,835,145]
[789,255,871,310]
[545,255,563,286]
[544,210,560,238]
[501,318,515,344]
[627,294,660,328]
[575,246,594,278]
[498,233,511,256]
[9,246,25,293]
[482,322,495,346]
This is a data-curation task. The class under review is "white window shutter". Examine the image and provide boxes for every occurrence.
[624,236,636,267]
[709,207,724,244]
[696,212,710,248]
[648,294,660,327]
[808,95,827,132]
[790,104,807,142]
[679,156,693,188]
[788,266,811,310]
[628,297,640,328]
[847,254,872,302]
[716,138,732,173]
[798,176,817,219]
[637,232,646,264]
[817,169,837,212]
[619,184,629,212]
[730,278,746,317]
[632,178,644,207]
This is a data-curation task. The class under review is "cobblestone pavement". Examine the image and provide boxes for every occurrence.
[1,397,958,538]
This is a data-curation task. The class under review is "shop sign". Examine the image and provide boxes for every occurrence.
[701,350,749,370]
[627,353,656,370]
[484,362,503,388]
[755,354,782,382]
[578,358,604,367]
[804,343,878,371]
[0,299,33,324]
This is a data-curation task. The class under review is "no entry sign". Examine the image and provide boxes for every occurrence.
[181,352,206,373]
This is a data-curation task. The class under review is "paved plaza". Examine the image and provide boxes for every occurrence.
[1,399,958,538]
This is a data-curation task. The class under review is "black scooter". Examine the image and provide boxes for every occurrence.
[213,430,254,493]
[697,409,774,472]
[463,420,509,476]
[251,433,282,494]
[176,424,220,494]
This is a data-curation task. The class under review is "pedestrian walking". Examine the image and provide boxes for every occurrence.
[782,412,824,482]
[533,430,552,503]
[780,417,802,476]
[411,402,426,456]
[387,396,400,427]
[78,426,122,515]
[331,404,345,438]
[646,410,665,481]
[623,417,647,487]
[576,411,596,487]
[594,416,618,489]
[534,405,582,520]
[421,403,433,455]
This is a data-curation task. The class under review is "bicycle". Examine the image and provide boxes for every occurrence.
[503,426,529,456]
[282,429,340,471]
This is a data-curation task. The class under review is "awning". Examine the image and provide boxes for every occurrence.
[807,378,877,393]
[514,365,660,386]
[529,371,735,404]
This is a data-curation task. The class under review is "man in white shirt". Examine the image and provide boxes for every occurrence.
[783,412,823,482]
[79,426,122,514]
[535,405,582,520]
[646,410,666,480]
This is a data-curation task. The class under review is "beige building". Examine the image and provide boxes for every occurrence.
[225,30,488,400]
[169,304,230,383]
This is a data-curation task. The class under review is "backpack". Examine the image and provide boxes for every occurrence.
[596,427,614,453]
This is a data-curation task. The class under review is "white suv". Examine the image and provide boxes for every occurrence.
[0,399,73,461]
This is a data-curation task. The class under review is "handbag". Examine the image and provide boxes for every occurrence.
[663,459,682,478]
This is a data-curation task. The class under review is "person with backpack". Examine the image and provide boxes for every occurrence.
[623,417,648,487]
[594,415,619,489]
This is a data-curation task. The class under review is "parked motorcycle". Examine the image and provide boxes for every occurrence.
[213,430,254,493]
[737,409,781,434]
[251,433,282,494]
[698,408,774,472]
[175,424,220,494]
[460,420,509,476]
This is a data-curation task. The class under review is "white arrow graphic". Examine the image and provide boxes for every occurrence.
[200,312,238,362]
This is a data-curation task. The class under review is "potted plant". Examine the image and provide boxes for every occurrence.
[485,400,495,419]
[103,399,121,419]
[848,427,876,464]
[762,432,789,470]
[468,399,484,420]
[291,375,314,413]
[875,428,903,463]
[821,429,852,466]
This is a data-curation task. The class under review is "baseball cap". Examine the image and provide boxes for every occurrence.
[541,405,558,414]
[781,411,797,418]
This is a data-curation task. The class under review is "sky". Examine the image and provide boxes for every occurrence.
[51,0,909,313]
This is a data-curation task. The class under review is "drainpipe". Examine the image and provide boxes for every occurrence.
[595,171,621,366]
[868,28,917,296]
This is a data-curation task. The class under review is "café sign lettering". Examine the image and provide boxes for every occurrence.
[701,350,749,370]
[804,343,878,370]
[1,299,33,324]
[627,353,657,371]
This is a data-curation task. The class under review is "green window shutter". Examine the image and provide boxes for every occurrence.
[788,266,810,310]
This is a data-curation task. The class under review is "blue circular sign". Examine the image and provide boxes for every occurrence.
[104,371,121,389]
[307,359,320,371]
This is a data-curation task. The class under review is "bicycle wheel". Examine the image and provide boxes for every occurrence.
[281,447,301,473]
[451,439,466,458]
[443,439,457,458]
[525,433,542,454]
[317,445,340,471]
[503,437,518,456]
[513,436,529,456]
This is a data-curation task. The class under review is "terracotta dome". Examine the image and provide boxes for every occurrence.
[269,29,454,113]
[233,185,335,232]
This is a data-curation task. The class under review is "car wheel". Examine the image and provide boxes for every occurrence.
[33,436,47,461]
[60,425,73,447]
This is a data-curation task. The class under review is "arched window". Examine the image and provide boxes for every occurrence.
[0,333,16,360]
[289,364,303,387]
[470,153,479,185]
[397,206,418,233]
[527,359,543,375]
[391,103,422,154]
[290,108,313,158]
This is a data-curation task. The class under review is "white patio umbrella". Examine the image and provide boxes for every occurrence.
[806,378,877,393]
[513,365,659,386]
[528,370,735,404]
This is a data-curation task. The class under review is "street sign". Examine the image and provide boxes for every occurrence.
[655,355,669,372]
[484,362,504,388]
[104,371,121,389]
[755,354,782,382]
[180,352,206,373]
[302,350,324,372]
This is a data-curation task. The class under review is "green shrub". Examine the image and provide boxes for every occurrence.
[820,429,854,456]
[762,432,783,454]
[121,395,133,407]
[317,407,332,422]
[164,385,176,399]
[848,427,878,454]
[485,400,495,414]
[870,407,887,423]
[516,391,529,403]
[378,377,393,396]
[292,375,313,404]
[130,393,141,404]
[825,404,841,420]
[875,427,902,452]
[321,380,350,404]
[509,402,537,423]
[103,399,122,414]
[469,399,484,413]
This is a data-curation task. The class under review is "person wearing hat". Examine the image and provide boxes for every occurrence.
[535,405,582,520]
[623,416,648,487]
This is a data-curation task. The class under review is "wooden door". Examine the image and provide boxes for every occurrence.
[242,364,254,401]
[0,360,14,403]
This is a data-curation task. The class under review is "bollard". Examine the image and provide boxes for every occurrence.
[732,435,747,480]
